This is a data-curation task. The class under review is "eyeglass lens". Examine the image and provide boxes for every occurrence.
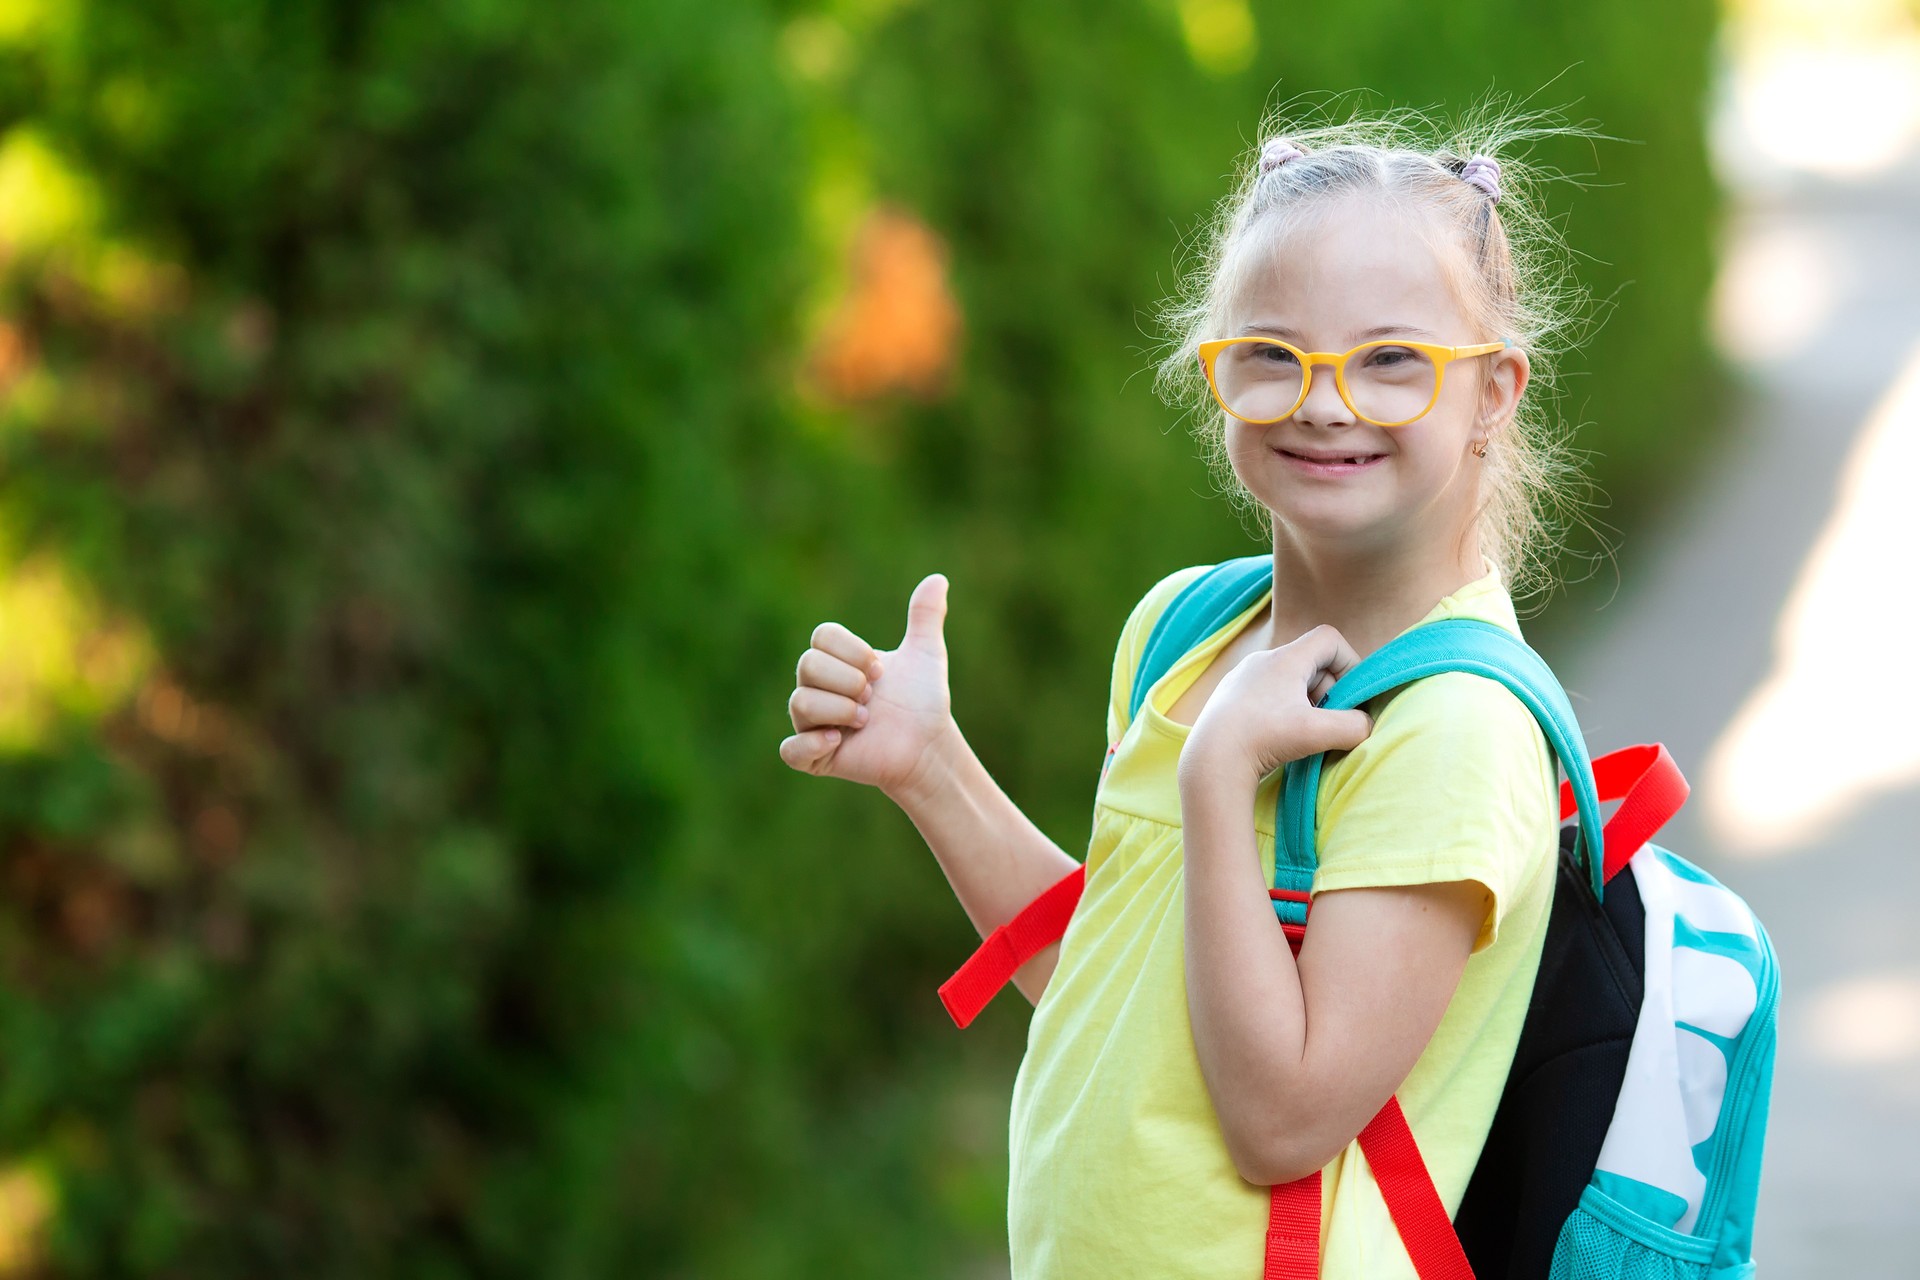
[1213,341,1437,425]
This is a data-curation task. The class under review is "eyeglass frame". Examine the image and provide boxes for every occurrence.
[1195,335,1515,428]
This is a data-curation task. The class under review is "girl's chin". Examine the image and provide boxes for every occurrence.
[1255,496,1401,544]
[1250,486,1384,521]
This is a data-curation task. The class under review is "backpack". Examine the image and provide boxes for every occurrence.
[938,556,1779,1280]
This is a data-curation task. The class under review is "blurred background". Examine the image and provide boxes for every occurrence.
[0,0,1910,1275]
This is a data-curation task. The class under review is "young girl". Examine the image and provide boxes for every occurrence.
[780,105,1599,1277]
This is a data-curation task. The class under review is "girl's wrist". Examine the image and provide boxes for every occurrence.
[1177,741,1264,804]
[884,718,969,815]
[1178,752,1263,878]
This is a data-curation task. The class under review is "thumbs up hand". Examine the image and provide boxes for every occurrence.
[780,572,958,801]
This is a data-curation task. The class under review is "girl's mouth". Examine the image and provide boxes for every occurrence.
[1275,448,1387,476]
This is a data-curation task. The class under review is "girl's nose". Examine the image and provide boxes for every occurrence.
[1293,363,1356,427]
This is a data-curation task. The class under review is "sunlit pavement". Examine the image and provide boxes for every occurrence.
[1554,16,1920,1274]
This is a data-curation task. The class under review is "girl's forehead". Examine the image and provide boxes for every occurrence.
[1225,209,1471,339]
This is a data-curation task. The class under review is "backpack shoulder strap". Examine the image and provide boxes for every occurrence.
[1128,555,1273,726]
[1273,618,1609,903]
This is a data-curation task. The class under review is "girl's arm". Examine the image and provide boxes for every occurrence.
[1179,763,1486,1186]
[888,719,1081,1007]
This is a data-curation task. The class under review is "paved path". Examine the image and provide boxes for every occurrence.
[1557,76,1920,1276]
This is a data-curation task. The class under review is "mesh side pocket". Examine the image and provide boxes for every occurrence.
[1548,1185,1714,1280]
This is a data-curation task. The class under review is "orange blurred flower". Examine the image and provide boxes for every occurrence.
[806,204,962,404]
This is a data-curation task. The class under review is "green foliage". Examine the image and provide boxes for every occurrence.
[0,0,821,1273]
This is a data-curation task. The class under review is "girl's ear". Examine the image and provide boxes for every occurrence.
[1477,346,1530,435]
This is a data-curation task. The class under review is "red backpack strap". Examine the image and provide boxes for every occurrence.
[1262,1095,1474,1280]
[1357,1097,1475,1279]
[1558,742,1689,884]
[938,863,1085,1028]
[1264,1174,1322,1278]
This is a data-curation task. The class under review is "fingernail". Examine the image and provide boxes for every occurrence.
[854,704,869,723]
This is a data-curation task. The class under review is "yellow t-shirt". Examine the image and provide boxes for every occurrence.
[1006,555,1560,1279]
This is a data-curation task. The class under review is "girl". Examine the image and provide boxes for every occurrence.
[780,104,1602,1277]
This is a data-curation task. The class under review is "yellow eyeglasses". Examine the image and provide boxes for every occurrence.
[1196,336,1513,428]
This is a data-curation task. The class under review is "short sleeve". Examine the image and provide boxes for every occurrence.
[1310,670,1560,953]
[1105,565,1214,748]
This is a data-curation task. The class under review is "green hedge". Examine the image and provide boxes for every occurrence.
[0,0,817,1273]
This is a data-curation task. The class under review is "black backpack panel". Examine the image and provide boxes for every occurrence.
[1453,822,1648,1279]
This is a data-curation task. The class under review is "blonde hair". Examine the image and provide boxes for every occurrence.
[1151,87,1621,612]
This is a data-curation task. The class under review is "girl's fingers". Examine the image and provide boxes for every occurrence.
[779,726,842,773]
[1316,706,1374,752]
[798,646,872,703]
[1322,624,1364,678]
[788,684,868,734]
[810,622,885,681]
[1298,624,1363,682]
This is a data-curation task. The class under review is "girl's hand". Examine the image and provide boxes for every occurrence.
[1181,624,1375,787]
[779,572,959,799]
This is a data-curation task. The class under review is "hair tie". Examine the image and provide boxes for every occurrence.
[1458,154,1501,203]
[1260,138,1306,174]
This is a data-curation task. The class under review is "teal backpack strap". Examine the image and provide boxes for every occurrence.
[1275,618,1609,903]
[1124,557,1324,922]
[1127,557,1273,726]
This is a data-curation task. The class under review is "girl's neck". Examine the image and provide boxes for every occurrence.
[1259,537,1488,661]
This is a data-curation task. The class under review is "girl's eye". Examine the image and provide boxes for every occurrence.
[1256,344,1299,365]
[1365,346,1415,366]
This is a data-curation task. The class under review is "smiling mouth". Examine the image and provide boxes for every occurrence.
[1278,449,1385,465]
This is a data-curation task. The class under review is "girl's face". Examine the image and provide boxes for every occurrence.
[1220,198,1528,562]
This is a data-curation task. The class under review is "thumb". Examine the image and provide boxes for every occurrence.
[903,572,950,655]
[1316,707,1373,754]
